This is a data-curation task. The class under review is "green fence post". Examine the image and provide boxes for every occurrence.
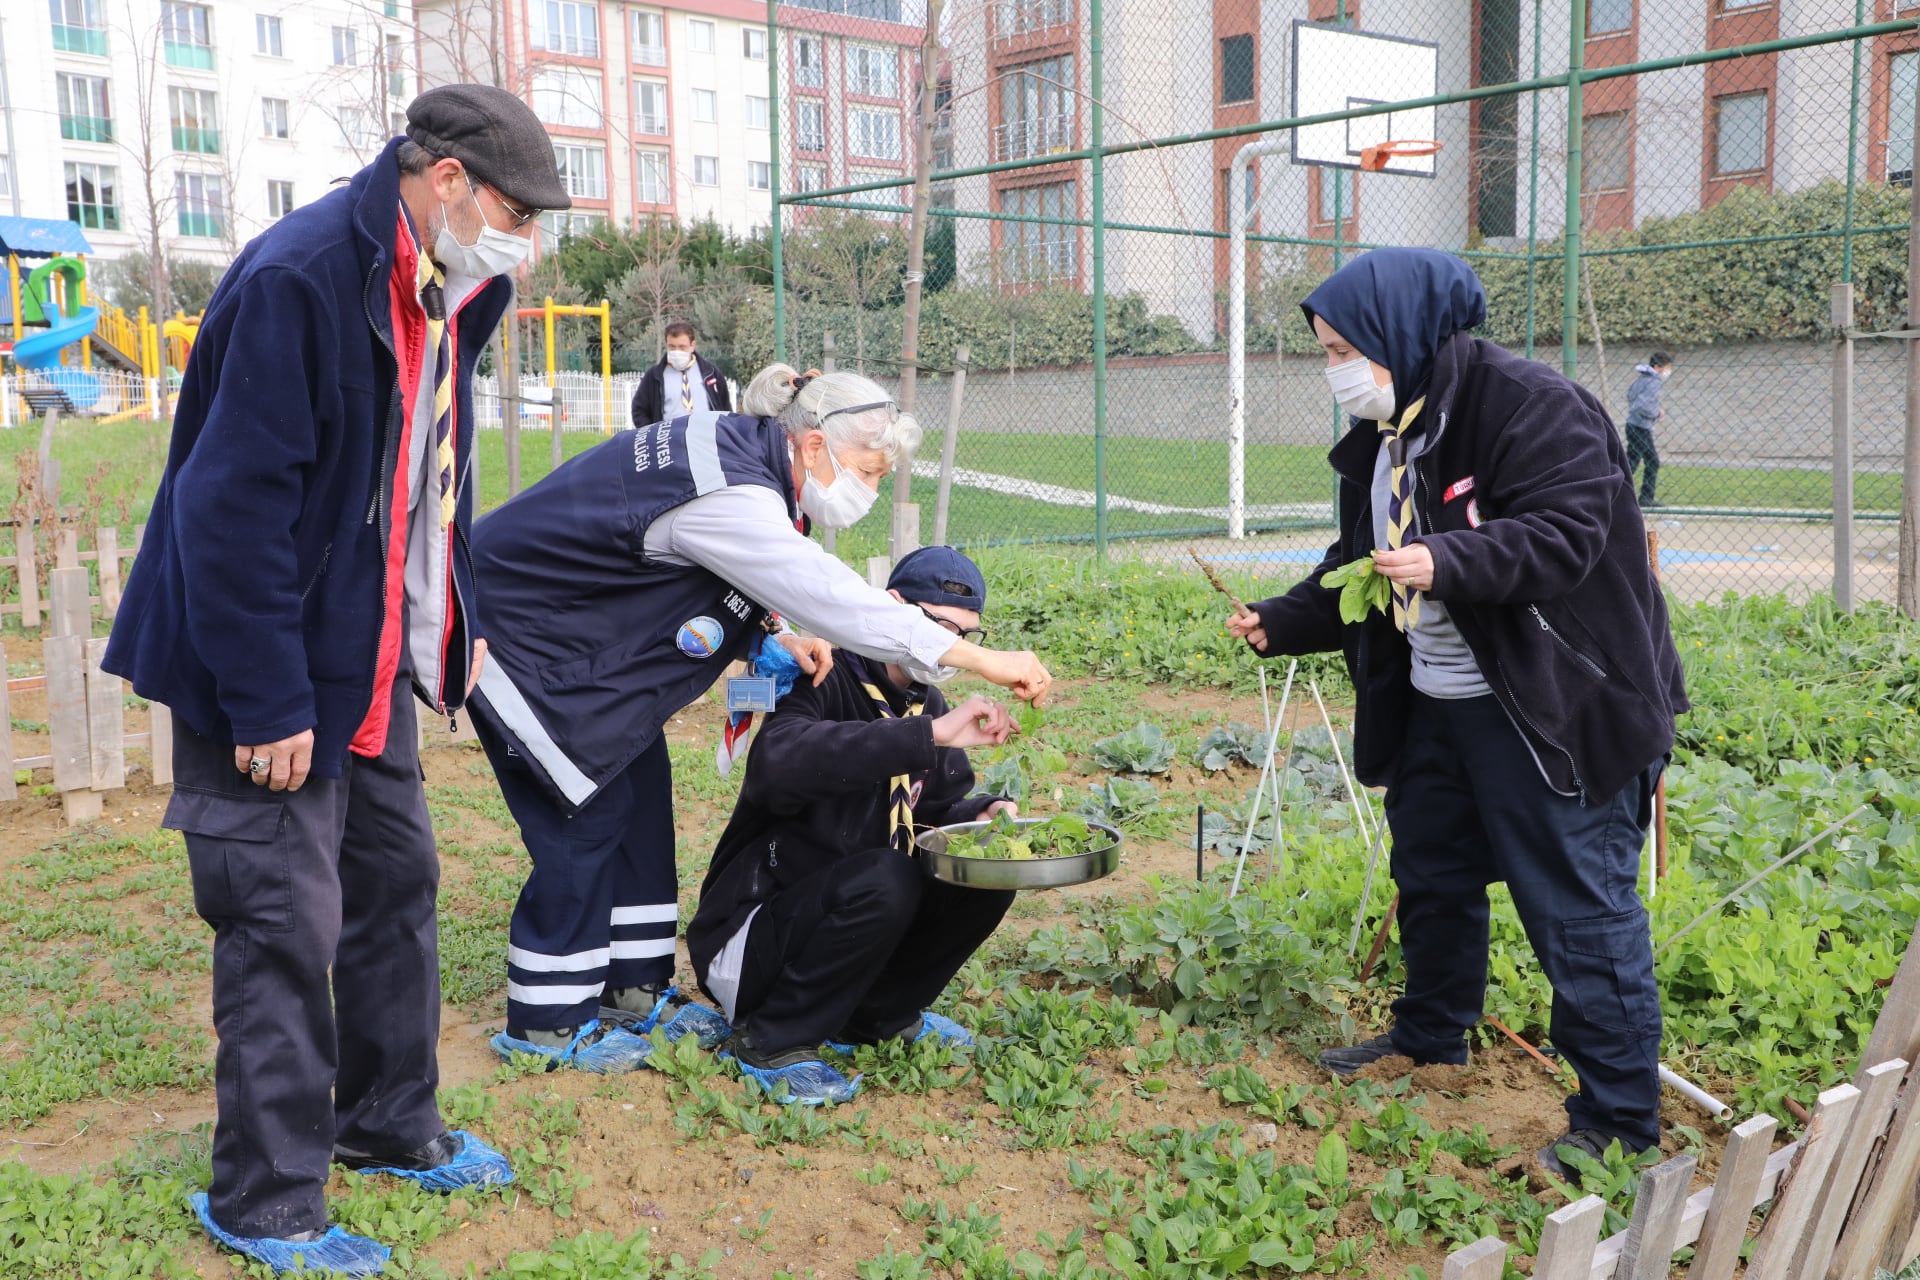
[767,0,785,363]
[1843,0,1864,283]
[1561,0,1586,378]
[1524,0,1542,360]
[1091,0,1107,558]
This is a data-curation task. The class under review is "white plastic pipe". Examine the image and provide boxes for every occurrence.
[1231,659,1296,898]
[1659,1063,1733,1120]
[1226,137,1293,541]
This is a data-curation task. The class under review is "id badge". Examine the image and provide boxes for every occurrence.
[726,675,778,714]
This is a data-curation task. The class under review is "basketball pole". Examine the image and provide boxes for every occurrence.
[1226,137,1290,542]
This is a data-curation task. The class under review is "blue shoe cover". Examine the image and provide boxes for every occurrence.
[659,1000,734,1049]
[597,985,678,1034]
[191,1192,390,1276]
[347,1131,514,1192]
[490,1019,653,1073]
[827,1010,974,1056]
[731,1055,861,1106]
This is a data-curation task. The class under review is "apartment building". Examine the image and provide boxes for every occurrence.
[2,0,417,269]
[414,0,925,240]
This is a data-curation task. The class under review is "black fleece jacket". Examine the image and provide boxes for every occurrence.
[630,353,732,427]
[1251,330,1688,804]
[687,655,999,983]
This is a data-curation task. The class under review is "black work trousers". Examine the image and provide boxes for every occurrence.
[1385,692,1664,1148]
[166,674,444,1238]
[727,850,1013,1052]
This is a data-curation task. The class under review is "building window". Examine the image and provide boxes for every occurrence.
[65,161,119,230]
[1220,34,1254,105]
[748,160,770,190]
[384,33,405,96]
[1311,168,1358,225]
[532,0,599,56]
[532,66,604,128]
[692,89,717,122]
[332,25,357,66]
[1002,181,1075,282]
[746,94,768,129]
[850,107,901,160]
[539,211,599,239]
[636,148,670,203]
[1583,112,1630,192]
[162,1,214,68]
[795,163,826,192]
[169,86,221,154]
[267,179,295,218]
[336,105,384,150]
[262,96,289,138]
[848,44,898,97]
[56,73,113,143]
[693,154,719,185]
[995,0,1072,40]
[797,100,826,152]
[0,153,12,202]
[689,19,714,52]
[1588,0,1632,35]
[552,142,608,199]
[255,13,281,55]
[744,27,766,59]
[1892,51,1918,186]
[51,0,108,56]
[1713,91,1768,175]
[389,110,407,137]
[636,80,669,134]
[996,55,1072,161]
[176,171,227,238]
[794,35,824,88]
[634,11,665,65]
[1719,0,1769,8]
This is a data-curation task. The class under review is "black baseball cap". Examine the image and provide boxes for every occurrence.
[889,546,987,614]
[405,84,571,212]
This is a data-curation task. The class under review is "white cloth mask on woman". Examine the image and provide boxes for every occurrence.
[666,349,695,370]
[1325,354,1396,422]
[432,183,532,278]
[799,446,878,529]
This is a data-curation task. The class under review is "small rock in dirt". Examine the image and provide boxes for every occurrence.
[738,1167,755,1183]
[1247,1122,1280,1145]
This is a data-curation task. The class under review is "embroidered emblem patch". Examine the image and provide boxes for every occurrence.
[1443,475,1475,503]
[677,616,725,658]
[1466,498,1484,529]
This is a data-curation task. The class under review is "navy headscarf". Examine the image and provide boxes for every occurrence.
[1299,248,1488,419]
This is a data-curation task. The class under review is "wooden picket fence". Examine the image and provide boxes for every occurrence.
[1443,931,1920,1280]
[0,521,141,632]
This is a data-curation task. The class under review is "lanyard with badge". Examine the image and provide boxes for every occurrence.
[725,619,782,716]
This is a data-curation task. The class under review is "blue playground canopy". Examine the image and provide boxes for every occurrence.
[0,216,95,261]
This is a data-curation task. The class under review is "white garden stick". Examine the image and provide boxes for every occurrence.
[1347,816,1390,958]
[1310,679,1372,845]
[1230,660,1296,899]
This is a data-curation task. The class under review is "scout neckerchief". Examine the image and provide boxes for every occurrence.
[1377,395,1428,633]
[851,657,926,852]
[417,259,456,528]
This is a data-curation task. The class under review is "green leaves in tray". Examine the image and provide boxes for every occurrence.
[944,812,1098,861]
[1320,555,1395,624]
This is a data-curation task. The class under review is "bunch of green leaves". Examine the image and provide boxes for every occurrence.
[1195,722,1271,772]
[1077,776,1171,836]
[945,812,1101,861]
[1321,555,1394,623]
[1091,721,1176,774]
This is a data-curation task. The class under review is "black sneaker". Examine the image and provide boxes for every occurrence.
[1535,1128,1645,1180]
[335,1129,462,1172]
[1318,1033,1404,1076]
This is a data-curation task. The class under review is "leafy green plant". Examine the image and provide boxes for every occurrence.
[946,812,1102,861]
[1076,777,1170,836]
[1321,555,1394,623]
[1195,722,1270,772]
[1091,722,1176,774]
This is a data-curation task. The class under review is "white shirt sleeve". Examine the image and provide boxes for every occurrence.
[642,484,958,680]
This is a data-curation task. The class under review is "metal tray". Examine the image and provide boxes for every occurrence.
[915,816,1124,890]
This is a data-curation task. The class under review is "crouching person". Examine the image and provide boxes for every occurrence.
[688,548,1020,1105]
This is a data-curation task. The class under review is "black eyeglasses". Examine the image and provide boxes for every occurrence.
[917,603,986,645]
[474,181,540,231]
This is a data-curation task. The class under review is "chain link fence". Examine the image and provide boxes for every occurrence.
[757,0,1919,602]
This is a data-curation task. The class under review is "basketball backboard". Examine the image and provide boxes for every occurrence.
[1290,21,1441,178]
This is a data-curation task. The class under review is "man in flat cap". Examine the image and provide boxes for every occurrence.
[106,84,569,1275]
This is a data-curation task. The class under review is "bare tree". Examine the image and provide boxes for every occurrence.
[607,220,700,362]
[111,0,174,346]
[785,209,907,372]
[413,0,516,91]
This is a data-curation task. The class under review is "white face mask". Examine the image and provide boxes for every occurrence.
[666,349,695,370]
[1324,354,1396,421]
[799,444,879,529]
[432,183,532,278]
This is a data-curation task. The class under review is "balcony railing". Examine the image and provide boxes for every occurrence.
[1011,238,1075,283]
[635,44,666,66]
[797,129,825,152]
[993,0,1072,43]
[173,125,220,153]
[52,25,108,55]
[796,65,824,89]
[992,113,1073,162]
[60,114,114,143]
[70,204,121,231]
[637,113,669,135]
[164,39,215,69]
[177,210,224,238]
[1889,137,1914,188]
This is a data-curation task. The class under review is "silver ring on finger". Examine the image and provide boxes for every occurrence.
[249,756,271,777]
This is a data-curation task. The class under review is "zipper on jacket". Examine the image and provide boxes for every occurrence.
[359,257,404,722]
[300,543,333,600]
[767,840,778,868]
[1528,605,1607,679]
[1493,655,1585,801]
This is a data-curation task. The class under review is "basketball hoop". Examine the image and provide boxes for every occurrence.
[1359,139,1443,171]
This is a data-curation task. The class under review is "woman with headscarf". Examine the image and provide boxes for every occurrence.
[1228,248,1687,1175]
[467,364,1051,1072]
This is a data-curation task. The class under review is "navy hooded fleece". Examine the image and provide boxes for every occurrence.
[1247,249,1687,803]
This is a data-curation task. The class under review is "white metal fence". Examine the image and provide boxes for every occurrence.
[1,370,160,427]
[472,372,645,434]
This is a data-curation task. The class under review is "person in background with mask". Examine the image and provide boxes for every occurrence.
[1622,351,1672,508]
[631,321,732,426]
[468,363,1052,1073]
[1224,249,1686,1179]
[103,84,553,1275]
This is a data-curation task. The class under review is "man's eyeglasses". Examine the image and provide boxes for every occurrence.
[474,181,540,231]
[917,603,986,645]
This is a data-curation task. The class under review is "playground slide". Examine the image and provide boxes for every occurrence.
[12,302,104,412]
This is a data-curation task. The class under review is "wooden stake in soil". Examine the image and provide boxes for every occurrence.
[0,666,16,802]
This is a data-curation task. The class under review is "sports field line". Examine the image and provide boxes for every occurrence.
[908,459,1334,521]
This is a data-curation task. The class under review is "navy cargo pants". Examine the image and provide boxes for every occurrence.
[165,672,445,1238]
[1385,691,1664,1148]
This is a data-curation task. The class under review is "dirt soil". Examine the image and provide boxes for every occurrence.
[0,636,1728,1278]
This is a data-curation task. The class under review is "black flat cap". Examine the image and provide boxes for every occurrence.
[406,84,571,212]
